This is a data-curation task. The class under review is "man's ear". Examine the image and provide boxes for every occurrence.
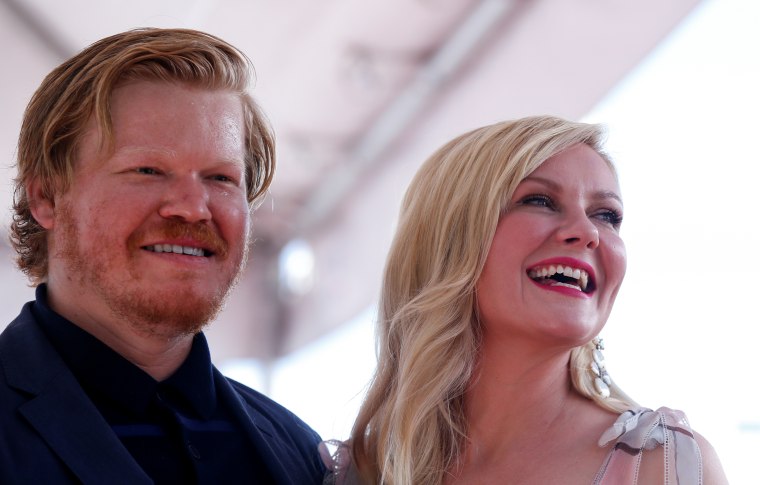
[27,178,56,230]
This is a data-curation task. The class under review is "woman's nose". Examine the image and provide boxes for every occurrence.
[556,212,599,249]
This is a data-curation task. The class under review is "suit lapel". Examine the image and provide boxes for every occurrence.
[19,374,151,485]
[3,308,151,485]
[4,305,315,484]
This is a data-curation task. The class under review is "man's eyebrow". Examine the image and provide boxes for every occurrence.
[111,146,174,158]
[111,147,245,166]
[521,175,623,204]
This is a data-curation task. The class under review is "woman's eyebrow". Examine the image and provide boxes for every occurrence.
[521,175,622,204]
[521,175,560,191]
[593,190,623,204]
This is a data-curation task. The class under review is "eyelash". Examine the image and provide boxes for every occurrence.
[595,209,623,228]
[517,194,556,209]
[517,193,623,228]
[518,193,555,209]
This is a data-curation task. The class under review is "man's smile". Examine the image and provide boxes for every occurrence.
[143,244,211,257]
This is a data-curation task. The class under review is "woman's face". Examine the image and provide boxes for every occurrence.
[475,143,626,347]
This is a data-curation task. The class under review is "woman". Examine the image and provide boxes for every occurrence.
[326,116,727,484]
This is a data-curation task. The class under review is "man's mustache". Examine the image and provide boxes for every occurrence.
[128,220,228,258]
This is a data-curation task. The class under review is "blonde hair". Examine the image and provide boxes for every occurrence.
[11,28,274,284]
[350,116,636,485]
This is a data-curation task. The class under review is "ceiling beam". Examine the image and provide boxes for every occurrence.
[295,0,525,235]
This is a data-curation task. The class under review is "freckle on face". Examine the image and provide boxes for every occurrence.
[50,81,251,337]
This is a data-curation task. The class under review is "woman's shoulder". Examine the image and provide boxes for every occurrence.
[597,407,693,450]
[692,429,729,485]
[595,407,727,484]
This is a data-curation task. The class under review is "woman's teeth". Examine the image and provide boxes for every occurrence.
[528,264,589,292]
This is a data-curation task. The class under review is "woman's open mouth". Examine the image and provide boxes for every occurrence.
[527,263,595,294]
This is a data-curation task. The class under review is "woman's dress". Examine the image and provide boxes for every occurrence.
[322,407,703,484]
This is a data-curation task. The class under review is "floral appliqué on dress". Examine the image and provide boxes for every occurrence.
[594,407,702,484]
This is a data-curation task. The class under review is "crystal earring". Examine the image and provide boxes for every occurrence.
[591,337,612,399]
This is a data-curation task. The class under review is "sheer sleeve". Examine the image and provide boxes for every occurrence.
[594,407,702,484]
[320,440,364,485]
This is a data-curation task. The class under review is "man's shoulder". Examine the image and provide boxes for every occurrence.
[223,374,321,440]
[225,377,285,411]
[0,301,36,335]
[1,300,38,335]
[0,302,48,386]
[218,372,327,482]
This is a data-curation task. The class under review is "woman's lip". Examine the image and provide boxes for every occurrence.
[529,278,592,299]
[527,256,596,282]
[526,256,597,295]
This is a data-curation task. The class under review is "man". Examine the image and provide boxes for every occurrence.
[0,28,325,484]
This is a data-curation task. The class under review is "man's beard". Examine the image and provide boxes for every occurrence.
[56,204,249,339]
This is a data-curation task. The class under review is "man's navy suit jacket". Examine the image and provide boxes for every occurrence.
[0,301,326,484]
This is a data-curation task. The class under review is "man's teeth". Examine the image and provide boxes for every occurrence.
[528,264,589,291]
[146,244,205,257]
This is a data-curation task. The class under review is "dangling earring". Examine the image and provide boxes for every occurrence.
[591,337,612,399]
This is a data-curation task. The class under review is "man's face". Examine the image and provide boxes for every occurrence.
[48,81,251,338]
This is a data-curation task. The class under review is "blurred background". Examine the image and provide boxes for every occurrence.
[1,0,758,481]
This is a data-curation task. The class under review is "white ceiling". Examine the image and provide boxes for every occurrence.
[0,0,702,361]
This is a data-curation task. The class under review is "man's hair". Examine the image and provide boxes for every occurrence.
[349,115,636,485]
[11,28,275,284]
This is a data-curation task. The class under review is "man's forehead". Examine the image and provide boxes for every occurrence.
[75,84,247,167]
[106,82,244,126]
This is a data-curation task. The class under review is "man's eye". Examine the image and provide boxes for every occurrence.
[136,167,159,175]
[519,194,554,208]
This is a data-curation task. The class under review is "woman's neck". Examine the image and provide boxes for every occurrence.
[462,337,582,461]
[447,335,619,484]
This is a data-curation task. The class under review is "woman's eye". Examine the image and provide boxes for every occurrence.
[519,194,554,208]
[595,209,623,228]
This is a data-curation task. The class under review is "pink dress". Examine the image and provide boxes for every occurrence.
[322,407,703,484]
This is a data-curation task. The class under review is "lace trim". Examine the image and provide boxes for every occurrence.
[320,439,356,485]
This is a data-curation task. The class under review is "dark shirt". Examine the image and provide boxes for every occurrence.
[32,285,274,484]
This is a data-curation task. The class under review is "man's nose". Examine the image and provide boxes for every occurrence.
[158,176,212,222]
[556,211,599,249]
